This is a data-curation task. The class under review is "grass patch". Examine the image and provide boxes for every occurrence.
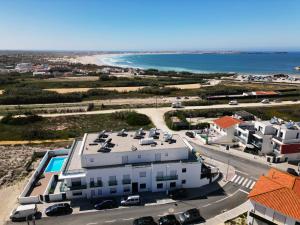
[0,111,153,141]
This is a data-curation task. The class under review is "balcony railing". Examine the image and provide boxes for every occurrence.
[69,184,87,190]
[156,175,178,181]
[108,180,118,186]
[122,179,131,185]
[90,181,103,188]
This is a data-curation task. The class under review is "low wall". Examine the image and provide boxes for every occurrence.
[48,193,64,202]
[18,148,70,204]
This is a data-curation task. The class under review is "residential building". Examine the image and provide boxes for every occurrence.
[15,63,33,73]
[247,168,300,225]
[59,129,216,199]
[211,116,242,143]
[234,117,300,162]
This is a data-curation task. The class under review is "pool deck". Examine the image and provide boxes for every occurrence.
[28,172,57,197]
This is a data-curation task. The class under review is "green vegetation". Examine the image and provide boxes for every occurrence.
[165,105,300,130]
[0,111,153,141]
[1,113,43,125]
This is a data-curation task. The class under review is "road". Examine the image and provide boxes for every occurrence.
[8,142,270,225]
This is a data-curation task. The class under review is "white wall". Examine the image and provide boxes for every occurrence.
[82,147,189,168]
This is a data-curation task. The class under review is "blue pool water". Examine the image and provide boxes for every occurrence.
[45,157,67,173]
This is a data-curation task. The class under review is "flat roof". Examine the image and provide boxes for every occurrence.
[82,130,187,155]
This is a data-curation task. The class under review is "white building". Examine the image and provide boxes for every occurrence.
[59,129,215,199]
[247,168,300,225]
[15,63,33,73]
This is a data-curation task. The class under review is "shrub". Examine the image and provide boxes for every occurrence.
[1,114,43,125]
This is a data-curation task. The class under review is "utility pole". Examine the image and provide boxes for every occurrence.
[225,159,230,181]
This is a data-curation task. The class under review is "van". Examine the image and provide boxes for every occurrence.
[120,195,141,206]
[10,204,38,221]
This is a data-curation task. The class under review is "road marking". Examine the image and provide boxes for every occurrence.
[239,189,250,194]
[122,218,134,221]
[202,203,211,207]
[234,176,241,183]
[87,223,98,225]
[242,178,249,186]
[105,220,116,223]
[230,174,237,182]
[174,211,183,215]
[246,180,253,188]
[250,182,256,189]
[214,189,240,203]
[238,177,245,185]
[157,214,166,217]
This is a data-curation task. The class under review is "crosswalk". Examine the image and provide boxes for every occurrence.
[230,174,256,190]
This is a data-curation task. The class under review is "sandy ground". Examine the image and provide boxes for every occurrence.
[43,83,202,94]
[47,76,99,82]
[0,139,73,146]
[0,181,27,225]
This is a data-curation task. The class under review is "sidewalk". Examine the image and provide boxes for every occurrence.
[202,200,249,225]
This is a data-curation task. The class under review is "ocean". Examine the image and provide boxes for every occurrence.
[102,52,300,75]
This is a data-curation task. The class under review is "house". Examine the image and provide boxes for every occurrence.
[211,116,242,143]
[247,168,300,225]
[58,129,217,199]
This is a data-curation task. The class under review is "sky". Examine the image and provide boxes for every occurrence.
[0,0,299,51]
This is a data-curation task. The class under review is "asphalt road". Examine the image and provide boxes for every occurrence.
[8,143,270,225]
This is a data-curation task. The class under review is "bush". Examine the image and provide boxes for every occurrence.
[194,122,210,130]
[1,114,43,125]
[112,111,151,126]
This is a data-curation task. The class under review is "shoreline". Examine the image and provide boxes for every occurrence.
[68,53,300,76]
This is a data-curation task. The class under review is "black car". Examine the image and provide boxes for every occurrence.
[287,168,299,176]
[45,203,72,216]
[133,216,157,225]
[185,131,195,138]
[178,208,205,224]
[168,188,188,200]
[158,214,180,225]
[94,199,117,210]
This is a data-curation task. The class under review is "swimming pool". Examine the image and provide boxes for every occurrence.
[45,157,67,173]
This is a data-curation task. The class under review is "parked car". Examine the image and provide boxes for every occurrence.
[133,216,157,225]
[10,204,39,222]
[185,131,195,138]
[121,195,141,206]
[158,214,180,225]
[261,99,270,104]
[45,203,72,216]
[94,199,117,210]
[287,168,299,176]
[178,208,205,224]
[228,100,238,105]
[168,188,188,200]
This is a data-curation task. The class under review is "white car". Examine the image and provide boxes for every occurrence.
[261,99,270,104]
[228,100,238,105]
[121,195,141,206]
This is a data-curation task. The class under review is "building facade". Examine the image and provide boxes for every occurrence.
[59,129,216,199]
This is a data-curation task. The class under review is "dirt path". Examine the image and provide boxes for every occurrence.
[0,139,72,146]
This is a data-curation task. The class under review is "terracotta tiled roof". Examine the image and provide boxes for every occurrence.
[213,116,242,129]
[248,168,300,220]
[255,91,278,95]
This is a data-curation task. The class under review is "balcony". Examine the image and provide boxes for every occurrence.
[156,175,178,181]
[108,180,118,186]
[69,184,87,191]
[122,179,131,185]
[90,181,103,188]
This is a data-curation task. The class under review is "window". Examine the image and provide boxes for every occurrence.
[170,182,176,188]
[182,168,186,173]
[110,188,117,194]
[89,158,94,163]
[279,132,283,138]
[157,183,163,189]
[122,155,128,164]
[157,171,164,177]
[91,190,95,197]
[90,178,95,186]
[123,174,130,180]
[140,183,146,189]
[139,171,146,177]
[97,177,102,186]
[155,153,161,161]
[73,192,82,196]
[97,189,102,196]
[182,180,186,184]
[165,153,168,157]
[138,154,141,159]
[123,187,130,193]
[109,176,117,181]
[297,133,299,139]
